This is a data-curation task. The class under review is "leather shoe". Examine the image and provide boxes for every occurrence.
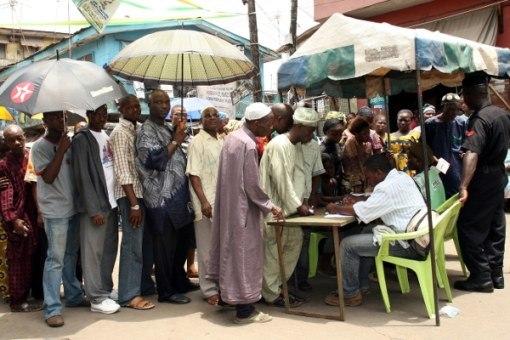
[492,276,505,289]
[454,279,494,293]
[46,315,64,327]
[159,293,191,304]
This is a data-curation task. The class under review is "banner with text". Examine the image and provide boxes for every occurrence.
[73,0,120,33]
[196,82,236,118]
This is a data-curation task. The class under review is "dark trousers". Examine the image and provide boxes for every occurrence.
[141,222,156,296]
[152,222,194,300]
[458,172,507,282]
[30,229,47,300]
[236,303,255,318]
[291,228,310,286]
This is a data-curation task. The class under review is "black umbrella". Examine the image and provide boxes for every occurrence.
[0,58,126,115]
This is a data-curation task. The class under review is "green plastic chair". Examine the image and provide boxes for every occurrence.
[436,193,468,277]
[375,201,462,318]
[308,232,327,278]
[414,167,446,210]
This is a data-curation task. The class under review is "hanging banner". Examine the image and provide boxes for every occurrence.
[196,83,236,118]
[72,0,120,33]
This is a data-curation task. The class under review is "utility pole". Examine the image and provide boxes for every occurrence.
[244,0,262,102]
[289,0,298,55]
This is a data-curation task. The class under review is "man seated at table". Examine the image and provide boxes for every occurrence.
[324,152,425,307]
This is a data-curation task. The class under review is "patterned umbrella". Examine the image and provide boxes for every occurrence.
[0,58,126,115]
[109,29,255,86]
[278,13,510,96]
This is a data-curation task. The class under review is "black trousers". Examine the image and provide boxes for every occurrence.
[141,223,156,296]
[152,222,194,300]
[236,303,255,318]
[457,172,507,282]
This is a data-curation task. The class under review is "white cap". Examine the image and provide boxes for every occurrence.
[244,102,271,121]
[423,105,436,114]
[293,107,319,127]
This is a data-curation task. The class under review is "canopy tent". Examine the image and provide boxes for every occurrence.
[277,13,510,97]
[277,13,510,326]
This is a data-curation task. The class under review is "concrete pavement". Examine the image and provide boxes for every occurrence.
[1,215,509,340]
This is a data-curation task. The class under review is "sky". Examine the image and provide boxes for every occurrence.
[0,0,318,50]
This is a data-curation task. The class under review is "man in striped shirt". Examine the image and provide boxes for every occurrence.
[325,153,425,307]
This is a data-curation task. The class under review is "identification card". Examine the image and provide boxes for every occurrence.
[436,158,450,174]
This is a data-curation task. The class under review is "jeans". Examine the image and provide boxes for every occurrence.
[117,197,144,305]
[42,215,84,319]
[341,226,420,298]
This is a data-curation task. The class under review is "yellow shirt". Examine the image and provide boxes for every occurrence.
[186,130,223,221]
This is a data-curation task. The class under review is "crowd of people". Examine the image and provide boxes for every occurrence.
[0,71,508,327]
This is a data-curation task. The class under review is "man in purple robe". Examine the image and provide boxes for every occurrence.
[207,103,284,324]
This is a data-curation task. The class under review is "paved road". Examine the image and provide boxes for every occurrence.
[1,215,509,340]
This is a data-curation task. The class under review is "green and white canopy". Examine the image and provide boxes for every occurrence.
[278,13,510,96]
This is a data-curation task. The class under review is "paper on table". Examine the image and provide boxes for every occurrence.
[324,213,353,219]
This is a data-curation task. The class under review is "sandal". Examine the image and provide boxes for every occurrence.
[11,301,43,313]
[205,294,220,306]
[126,296,155,310]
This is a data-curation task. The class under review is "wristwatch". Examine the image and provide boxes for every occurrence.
[131,205,140,210]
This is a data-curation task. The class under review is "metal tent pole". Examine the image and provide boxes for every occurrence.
[382,77,391,146]
[416,69,440,326]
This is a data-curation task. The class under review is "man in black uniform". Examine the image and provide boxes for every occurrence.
[454,72,510,292]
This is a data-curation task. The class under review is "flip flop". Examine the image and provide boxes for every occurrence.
[126,296,155,310]
[11,301,43,313]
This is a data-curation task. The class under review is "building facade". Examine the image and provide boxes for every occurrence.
[0,28,69,70]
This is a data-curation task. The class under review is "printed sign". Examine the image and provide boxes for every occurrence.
[196,82,236,118]
[73,0,120,33]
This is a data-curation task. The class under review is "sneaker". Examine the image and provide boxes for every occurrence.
[91,298,121,314]
[46,315,64,327]
[109,289,118,301]
[234,310,272,324]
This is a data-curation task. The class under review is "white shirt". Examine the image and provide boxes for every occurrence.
[90,130,117,209]
[186,130,223,221]
[353,169,425,233]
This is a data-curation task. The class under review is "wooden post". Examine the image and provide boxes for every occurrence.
[245,0,262,102]
[289,0,298,55]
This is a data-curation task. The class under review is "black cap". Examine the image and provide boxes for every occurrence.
[462,71,489,88]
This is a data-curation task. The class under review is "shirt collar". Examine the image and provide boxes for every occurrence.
[198,129,218,140]
[242,125,256,142]
[119,117,139,132]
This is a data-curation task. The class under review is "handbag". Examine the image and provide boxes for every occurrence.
[405,208,440,257]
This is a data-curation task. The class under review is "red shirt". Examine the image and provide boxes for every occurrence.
[0,150,29,224]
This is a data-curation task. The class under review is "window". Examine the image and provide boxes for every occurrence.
[79,53,93,62]
[0,44,5,59]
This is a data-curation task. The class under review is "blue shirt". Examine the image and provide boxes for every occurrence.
[424,115,467,197]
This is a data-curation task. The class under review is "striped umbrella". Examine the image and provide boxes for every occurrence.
[109,29,255,86]
[278,13,510,96]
